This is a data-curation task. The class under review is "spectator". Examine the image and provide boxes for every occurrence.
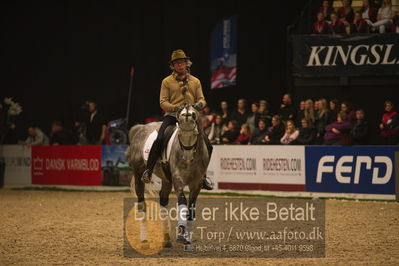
[313,12,332,34]
[84,100,107,145]
[329,98,340,123]
[314,98,330,144]
[372,0,397,33]
[323,111,352,145]
[231,98,249,127]
[360,0,378,27]
[208,114,225,145]
[296,100,306,127]
[389,15,399,32]
[277,93,295,122]
[350,108,370,145]
[202,105,215,124]
[263,115,285,144]
[20,125,49,145]
[246,101,260,133]
[351,11,370,33]
[379,100,399,144]
[221,120,240,144]
[304,99,316,125]
[234,123,251,144]
[341,101,356,125]
[249,119,268,145]
[201,116,212,137]
[219,100,231,126]
[319,0,335,21]
[280,120,299,145]
[338,0,355,24]
[258,100,272,126]
[296,118,316,145]
[329,12,347,34]
[49,120,74,145]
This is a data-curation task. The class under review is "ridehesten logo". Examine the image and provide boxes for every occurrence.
[220,158,256,171]
[263,158,302,172]
[306,44,399,67]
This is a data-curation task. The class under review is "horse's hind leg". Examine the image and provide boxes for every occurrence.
[159,180,173,248]
[186,183,201,246]
[133,169,148,245]
[173,180,190,244]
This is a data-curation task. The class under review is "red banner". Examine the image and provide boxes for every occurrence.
[32,146,102,186]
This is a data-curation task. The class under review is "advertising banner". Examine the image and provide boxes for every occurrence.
[101,145,131,186]
[292,33,399,77]
[0,145,31,186]
[32,145,101,186]
[208,146,306,191]
[305,146,398,194]
[210,16,237,89]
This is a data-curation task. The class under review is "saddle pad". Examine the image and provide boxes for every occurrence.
[143,128,178,162]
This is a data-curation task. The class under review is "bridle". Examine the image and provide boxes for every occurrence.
[177,106,199,152]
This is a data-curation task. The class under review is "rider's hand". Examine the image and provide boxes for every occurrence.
[193,102,203,111]
[174,105,184,113]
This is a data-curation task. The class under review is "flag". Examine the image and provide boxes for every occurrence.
[210,16,237,89]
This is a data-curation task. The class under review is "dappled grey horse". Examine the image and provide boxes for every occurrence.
[125,104,210,248]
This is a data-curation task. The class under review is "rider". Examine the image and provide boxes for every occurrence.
[141,49,214,190]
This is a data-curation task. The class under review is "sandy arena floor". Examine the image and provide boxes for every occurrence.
[0,189,398,265]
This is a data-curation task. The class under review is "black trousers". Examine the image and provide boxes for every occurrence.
[146,115,213,173]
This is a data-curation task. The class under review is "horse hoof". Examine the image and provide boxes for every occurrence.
[184,243,194,252]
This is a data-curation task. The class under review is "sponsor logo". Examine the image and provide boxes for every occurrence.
[220,158,256,171]
[5,157,31,167]
[306,44,399,67]
[33,157,44,170]
[263,158,302,172]
[316,155,392,185]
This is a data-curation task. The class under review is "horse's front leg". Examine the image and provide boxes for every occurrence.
[186,181,201,246]
[159,179,173,248]
[173,176,190,245]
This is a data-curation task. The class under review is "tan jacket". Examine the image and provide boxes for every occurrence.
[160,73,206,115]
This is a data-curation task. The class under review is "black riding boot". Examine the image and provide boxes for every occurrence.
[202,134,214,190]
[141,139,161,183]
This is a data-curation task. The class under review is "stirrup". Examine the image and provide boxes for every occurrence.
[202,176,214,190]
[141,169,152,183]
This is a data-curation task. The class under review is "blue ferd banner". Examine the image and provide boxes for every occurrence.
[292,33,399,77]
[305,146,398,194]
[210,16,237,89]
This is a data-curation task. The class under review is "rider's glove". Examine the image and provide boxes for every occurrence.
[193,102,203,111]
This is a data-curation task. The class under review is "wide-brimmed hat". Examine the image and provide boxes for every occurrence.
[169,49,190,64]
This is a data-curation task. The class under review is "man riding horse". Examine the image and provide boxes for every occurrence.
[141,49,213,190]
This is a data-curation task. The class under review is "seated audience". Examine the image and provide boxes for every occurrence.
[314,98,330,144]
[201,116,212,137]
[258,100,272,126]
[296,119,316,145]
[389,15,399,32]
[231,98,249,127]
[323,111,352,145]
[379,100,399,144]
[219,100,231,126]
[246,101,260,133]
[360,0,378,26]
[338,0,355,24]
[296,100,306,127]
[319,0,335,21]
[221,120,240,144]
[262,115,285,145]
[341,101,356,125]
[208,114,225,145]
[304,99,316,125]
[234,123,251,144]
[50,120,74,145]
[20,125,49,145]
[277,93,295,122]
[280,120,299,145]
[329,12,347,34]
[350,108,369,145]
[313,12,332,34]
[372,0,397,33]
[329,98,340,124]
[249,119,268,145]
[351,11,370,33]
[202,106,215,123]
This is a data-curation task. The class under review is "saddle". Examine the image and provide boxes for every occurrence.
[142,124,178,164]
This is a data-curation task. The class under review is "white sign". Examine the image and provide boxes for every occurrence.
[0,145,32,186]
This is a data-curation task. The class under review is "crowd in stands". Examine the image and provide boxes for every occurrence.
[313,0,399,34]
[197,94,399,146]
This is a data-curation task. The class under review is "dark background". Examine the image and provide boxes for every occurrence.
[1,0,398,144]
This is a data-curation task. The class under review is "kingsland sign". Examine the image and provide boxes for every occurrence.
[292,34,399,77]
[307,44,399,67]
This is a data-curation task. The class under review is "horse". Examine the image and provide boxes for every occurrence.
[125,104,210,249]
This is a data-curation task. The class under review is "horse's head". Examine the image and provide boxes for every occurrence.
[176,104,200,161]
